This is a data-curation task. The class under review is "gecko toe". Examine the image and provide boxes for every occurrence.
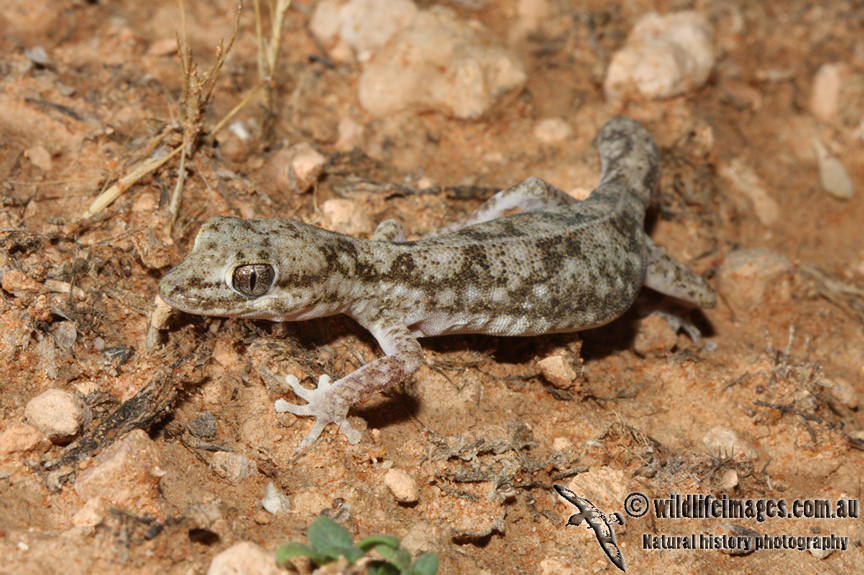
[284,374,326,401]
[298,420,329,448]
[336,418,362,444]
[274,399,311,416]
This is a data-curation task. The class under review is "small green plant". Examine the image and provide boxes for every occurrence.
[276,515,439,575]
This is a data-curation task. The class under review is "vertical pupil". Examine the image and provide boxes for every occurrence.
[248,269,257,291]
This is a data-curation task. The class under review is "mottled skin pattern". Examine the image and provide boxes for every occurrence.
[159,117,716,448]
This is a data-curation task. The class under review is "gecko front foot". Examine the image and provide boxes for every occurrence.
[275,374,363,447]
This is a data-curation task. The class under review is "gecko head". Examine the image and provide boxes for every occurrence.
[159,216,333,321]
[595,117,661,207]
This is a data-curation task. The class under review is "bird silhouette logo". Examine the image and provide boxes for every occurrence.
[554,484,626,572]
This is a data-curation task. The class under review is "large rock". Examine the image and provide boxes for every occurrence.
[605,11,714,101]
[359,7,526,118]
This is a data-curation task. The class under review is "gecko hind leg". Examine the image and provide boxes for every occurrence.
[425,176,578,238]
[642,235,716,342]
[643,235,716,308]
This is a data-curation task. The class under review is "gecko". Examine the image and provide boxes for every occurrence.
[158,117,716,448]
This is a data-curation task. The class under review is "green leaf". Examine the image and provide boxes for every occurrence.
[367,562,400,575]
[375,545,412,571]
[357,534,401,551]
[275,542,327,565]
[408,554,439,575]
[324,545,366,563]
[307,515,354,553]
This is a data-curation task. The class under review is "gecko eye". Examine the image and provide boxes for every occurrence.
[232,264,275,297]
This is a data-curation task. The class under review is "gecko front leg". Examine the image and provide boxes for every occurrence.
[275,317,424,447]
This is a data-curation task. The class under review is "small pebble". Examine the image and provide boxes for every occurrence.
[810,63,848,122]
[717,523,758,556]
[261,482,291,514]
[24,45,50,67]
[703,426,755,460]
[813,139,854,200]
[0,269,43,297]
[207,542,282,575]
[289,143,326,192]
[810,547,834,560]
[26,146,53,172]
[552,437,573,452]
[718,469,739,490]
[71,497,111,528]
[264,143,325,194]
[0,423,50,458]
[719,158,780,225]
[188,411,218,439]
[533,118,572,144]
[320,199,373,236]
[633,313,678,357]
[25,389,92,443]
[537,355,578,389]
[210,452,258,485]
[54,321,77,351]
[383,468,420,503]
[335,116,365,151]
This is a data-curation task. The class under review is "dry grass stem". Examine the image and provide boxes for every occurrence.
[253,0,293,131]
[166,1,242,231]
[81,145,183,218]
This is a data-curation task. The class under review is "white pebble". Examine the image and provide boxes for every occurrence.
[358,7,526,119]
[0,423,50,457]
[264,143,326,194]
[533,118,572,144]
[210,452,258,485]
[25,389,92,443]
[605,11,714,101]
[26,145,53,172]
[813,139,854,200]
[810,63,848,122]
[719,158,780,225]
[809,547,834,560]
[335,116,365,151]
[261,482,291,514]
[383,468,420,503]
[207,542,282,575]
[290,143,326,192]
[54,321,77,351]
[718,469,739,490]
[72,497,111,528]
[702,426,755,460]
[537,355,578,389]
[320,199,373,236]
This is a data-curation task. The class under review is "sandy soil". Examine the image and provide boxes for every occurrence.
[1,1,863,574]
